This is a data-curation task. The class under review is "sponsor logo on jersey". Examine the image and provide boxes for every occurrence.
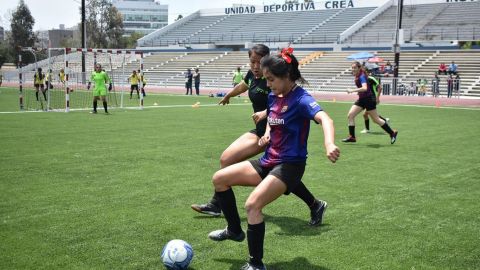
[268,116,284,126]
[309,101,319,109]
[281,105,288,113]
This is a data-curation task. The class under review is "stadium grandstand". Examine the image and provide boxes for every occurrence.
[5,0,480,98]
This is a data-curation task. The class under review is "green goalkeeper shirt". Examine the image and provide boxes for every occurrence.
[90,71,111,91]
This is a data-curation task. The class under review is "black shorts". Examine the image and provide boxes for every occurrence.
[131,85,139,91]
[354,97,376,111]
[249,160,306,195]
[34,84,44,89]
[249,118,267,137]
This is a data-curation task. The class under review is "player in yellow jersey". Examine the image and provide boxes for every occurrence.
[138,69,146,97]
[33,67,46,101]
[58,69,66,87]
[128,70,140,99]
[87,64,111,114]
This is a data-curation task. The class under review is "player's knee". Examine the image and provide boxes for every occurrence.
[212,170,227,189]
[219,152,233,168]
[244,198,262,218]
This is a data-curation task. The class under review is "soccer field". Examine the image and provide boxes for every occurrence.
[0,87,479,269]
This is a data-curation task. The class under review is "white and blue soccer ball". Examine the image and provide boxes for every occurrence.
[161,239,194,270]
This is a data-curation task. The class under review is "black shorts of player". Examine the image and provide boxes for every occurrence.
[354,97,376,111]
[249,160,306,195]
[131,84,139,91]
[249,118,267,138]
[34,84,44,89]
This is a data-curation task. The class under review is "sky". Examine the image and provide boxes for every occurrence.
[0,0,280,31]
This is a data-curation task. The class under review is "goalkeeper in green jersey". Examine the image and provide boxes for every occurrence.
[87,64,112,114]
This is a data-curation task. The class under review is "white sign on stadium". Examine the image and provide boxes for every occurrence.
[196,0,478,16]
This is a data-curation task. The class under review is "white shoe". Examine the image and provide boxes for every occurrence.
[360,129,370,134]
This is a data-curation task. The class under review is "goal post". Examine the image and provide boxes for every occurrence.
[19,47,145,112]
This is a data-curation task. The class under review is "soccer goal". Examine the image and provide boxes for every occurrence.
[18,47,145,112]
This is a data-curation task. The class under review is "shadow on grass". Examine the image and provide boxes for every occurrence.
[264,214,331,236]
[215,257,330,270]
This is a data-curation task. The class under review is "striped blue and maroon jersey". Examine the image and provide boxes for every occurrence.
[259,86,322,167]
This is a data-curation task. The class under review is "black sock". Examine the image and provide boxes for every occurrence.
[349,125,356,138]
[210,192,219,207]
[291,182,316,208]
[216,189,242,234]
[42,92,47,101]
[103,101,108,112]
[35,92,39,101]
[247,222,265,267]
[93,100,97,112]
[381,123,394,136]
[379,115,386,121]
[364,119,370,130]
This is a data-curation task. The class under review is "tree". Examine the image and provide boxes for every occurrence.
[10,0,37,65]
[85,0,124,48]
[122,32,144,49]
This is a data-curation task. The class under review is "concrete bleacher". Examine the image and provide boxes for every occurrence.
[301,7,376,44]
[414,1,480,41]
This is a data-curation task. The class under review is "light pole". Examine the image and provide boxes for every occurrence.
[393,0,403,94]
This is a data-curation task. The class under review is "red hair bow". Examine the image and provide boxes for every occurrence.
[280,47,294,64]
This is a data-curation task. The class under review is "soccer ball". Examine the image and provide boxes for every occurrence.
[161,239,194,270]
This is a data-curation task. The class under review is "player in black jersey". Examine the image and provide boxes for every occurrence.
[191,44,327,227]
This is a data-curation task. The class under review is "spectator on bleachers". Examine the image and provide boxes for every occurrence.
[438,63,448,75]
[193,68,201,95]
[448,61,458,75]
[383,60,393,76]
[454,74,461,97]
[432,73,440,97]
[418,78,428,96]
[232,67,243,86]
[447,75,454,98]
[185,68,193,95]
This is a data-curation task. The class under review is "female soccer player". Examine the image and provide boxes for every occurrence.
[33,67,46,101]
[360,68,390,134]
[87,64,111,114]
[208,48,340,270]
[342,61,398,144]
[191,44,328,227]
[128,70,140,99]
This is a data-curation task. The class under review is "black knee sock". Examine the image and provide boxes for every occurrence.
[291,182,316,208]
[93,100,97,112]
[379,115,386,121]
[349,125,356,138]
[42,92,47,101]
[216,189,242,234]
[130,91,133,98]
[103,101,108,112]
[210,192,220,207]
[381,123,394,136]
[247,222,265,267]
[364,119,370,130]
[35,92,39,101]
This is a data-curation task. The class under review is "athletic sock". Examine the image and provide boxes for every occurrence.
[247,222,265,267]
[35,92,39,101]
[216,189,242,234]
[381,123,394,136]
[103,101,108,113]
[365,119,370,130]
[349,125,356,138]
[93,100,97,112]
[210,193,220,207]
[42,92,47,101]
[291,182,316,207]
